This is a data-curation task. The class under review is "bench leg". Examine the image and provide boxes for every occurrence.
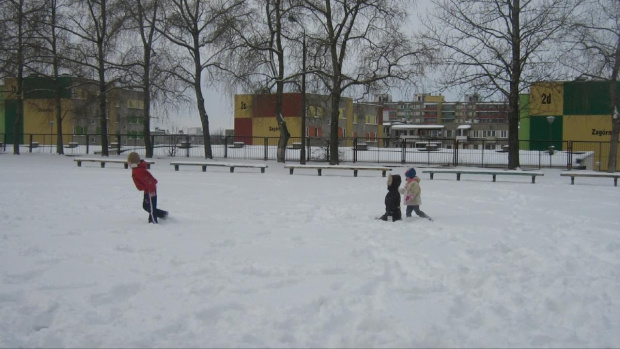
[100,162,105,168]
[77,161,82,167]
[430,173,434,180]
[147,164,151,169]
[354,170,358,177]
[124,163,128,169]
[202,166,206,172]
[382,170,386,177]
[456,173,461,181]
[289,168,294,175]
[230,167,235,173]
[492,174,496,182]
[174,165,179,171]
[317,169,322,176]
[261,168,265,173]
[615,178,618,187]
[532,176,536,184]
[571,177,574,185]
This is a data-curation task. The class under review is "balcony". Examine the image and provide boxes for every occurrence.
[456,136,468,142]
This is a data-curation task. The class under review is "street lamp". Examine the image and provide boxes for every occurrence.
[546,116,555,166]
[288,15,307,164]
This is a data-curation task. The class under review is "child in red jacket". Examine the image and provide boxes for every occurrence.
[127,152,168,223]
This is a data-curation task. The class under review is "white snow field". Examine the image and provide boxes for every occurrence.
[1,153,619,348]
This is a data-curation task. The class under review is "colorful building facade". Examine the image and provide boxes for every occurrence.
[233,93,383,146]
[1,76,145,145]
[524,80,620,170]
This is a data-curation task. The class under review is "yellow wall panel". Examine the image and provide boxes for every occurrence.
[252,116,301,138]
[563,115,612,142]
[235,95,253,119]
[23,99,77,135]
[530,82,564,116]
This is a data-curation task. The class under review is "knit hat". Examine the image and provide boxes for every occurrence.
[405,167,416,178]
[127,152,141,166]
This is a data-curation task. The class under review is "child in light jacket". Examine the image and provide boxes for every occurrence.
[400,168,432,221]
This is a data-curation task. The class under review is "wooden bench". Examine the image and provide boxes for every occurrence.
[560,171,620,186]
[170,161,267,173]
[422,168,544,183]
[65,142,79,149]
[74,158,154,169]
[284,164,393,177]
[356,143,368,151]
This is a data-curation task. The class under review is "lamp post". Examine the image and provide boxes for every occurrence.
[288,15,307,164]
[546,116,555,167]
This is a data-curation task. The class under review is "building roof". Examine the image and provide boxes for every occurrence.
[391,124,445,130]
[457,125,472,129]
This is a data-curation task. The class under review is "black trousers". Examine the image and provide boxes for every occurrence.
[143,193,167,223]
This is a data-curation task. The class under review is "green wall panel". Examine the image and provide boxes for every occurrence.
[4,100,24,144]
[23,76,72,99]
[529,115,563,151]
[563,81,620,115]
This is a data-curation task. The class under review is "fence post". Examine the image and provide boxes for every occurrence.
[353,137,357,163]
[86,134,90,154]
[326,140,330,162]
[150,135,155,156]
[264,138,269,161]
[116,134,122,155]
[224,136,228,158]
[401,138,406,164]
[29,134,33,153]
[481,140,485,168]
[567,140,572,170]
[453,139,458,166]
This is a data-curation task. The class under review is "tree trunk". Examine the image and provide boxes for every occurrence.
[606,38,620,172]
[329,89,341,165]
[143,48,153,158]
[508,0,521,169]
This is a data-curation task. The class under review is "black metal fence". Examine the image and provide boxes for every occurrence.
[1,133,618,171]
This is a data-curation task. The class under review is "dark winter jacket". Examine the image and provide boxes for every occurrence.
[383,174,402,220]
[131,160,158,194]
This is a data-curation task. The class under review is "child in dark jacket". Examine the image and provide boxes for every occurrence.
[380,174,402,222]
[127,152,168,224]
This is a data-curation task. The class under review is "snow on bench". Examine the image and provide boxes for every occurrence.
[170,161,267,173]
[422,168,544,184]
[284,164,393,177]
[74,158,154,169]
[560,170,620,186]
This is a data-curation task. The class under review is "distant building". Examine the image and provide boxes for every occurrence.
[378,93,509,149]
[1,76,145,145]
[233,93,384,146]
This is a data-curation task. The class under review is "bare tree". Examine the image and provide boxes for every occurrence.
[304,0,427,165]
[421,0,575,169]
[125,0,163,158]
[63,0,126,156]
[0,0,45,154]
[33,0,71,155]
[228,0,295,163]
[563,0,620,172]
[156,0,245,159]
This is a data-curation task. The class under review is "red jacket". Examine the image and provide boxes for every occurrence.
[131,160,158,193]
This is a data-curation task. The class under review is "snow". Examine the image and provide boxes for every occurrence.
[1,153,619,348]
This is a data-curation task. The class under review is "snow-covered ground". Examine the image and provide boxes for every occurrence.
[1,153,619,348]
